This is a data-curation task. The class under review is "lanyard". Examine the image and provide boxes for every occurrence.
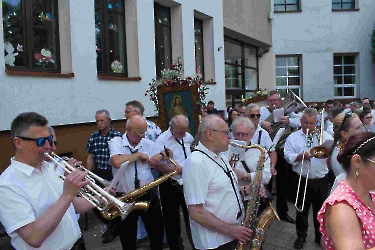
[128,147,140,188]
[258,130,262,145]
[194,149,242,219]
[175,137,187,159]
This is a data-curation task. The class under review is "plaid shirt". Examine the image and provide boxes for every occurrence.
[86,127,122,170]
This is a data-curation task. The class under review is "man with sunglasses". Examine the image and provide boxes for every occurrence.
[86,109,122,245]
[0,112,95,249]
[108,115,170,250]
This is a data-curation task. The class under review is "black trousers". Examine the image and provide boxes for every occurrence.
[159,179,195,250]
[118,191,164,250]
[274,149,291,217]
[293,172,329,238]
[214,240,238,250]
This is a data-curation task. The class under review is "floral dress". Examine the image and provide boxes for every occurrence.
[317,181,375,249]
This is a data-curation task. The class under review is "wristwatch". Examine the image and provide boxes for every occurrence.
[243,172,250,181]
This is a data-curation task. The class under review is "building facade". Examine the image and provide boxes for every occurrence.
[272,0,375,102]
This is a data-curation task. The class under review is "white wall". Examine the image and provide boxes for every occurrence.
[272,0,375,102]
[0,0,224,130]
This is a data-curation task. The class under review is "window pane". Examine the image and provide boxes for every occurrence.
[334,76,342,84]
[245,68,257,90]
[107,12,125,73]
[286,5,298,11]
[344,75,355,84]
[276,57,287,67]
[343,55,355,64]
[225,65,242,89]
[274,0,286,4]
[155,4,171,75]
[276,68,287,77]
[286,0,298,4]
[344,66,355,74]
[332,4,341,9]
[287,57,299,66]
[32,0,59,69]
[244,46,257,68]
[156,8,170,25]
[194,18,203,36]
[344,87,354,96]
[274,5,285,11]
[276,77,286,86]
[195,34,204,77]
[342,3,355,9]
[334,87,343,96]
[277,89,288,98]
[225,40,242,65]
[288,67,299,76]
[333,56,341,65]
[334,66,342,75]
[3,0,25,67]
[95,7,103,72]
[332,0,340,3]
[288,77,300,86]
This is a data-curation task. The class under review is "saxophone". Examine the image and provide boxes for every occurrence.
[101,156,178,220]
[230,142,280,250]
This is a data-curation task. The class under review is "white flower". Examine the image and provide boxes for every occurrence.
[41,49,51,58]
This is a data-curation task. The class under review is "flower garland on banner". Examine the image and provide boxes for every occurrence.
[145,58,209,114]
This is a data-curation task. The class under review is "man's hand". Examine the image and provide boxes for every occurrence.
[136,152,149,164]
[261,121,274,134]
[227,224,253,243]
[67,158,82,168]
[278,116,289,125]
[148,153,163,167]
[63,168,90,200]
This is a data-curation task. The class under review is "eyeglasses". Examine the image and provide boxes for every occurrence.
[365,116,373,119]
[209,129,230,136]
[52,140,58,146]
[249,114,261,118]
[233,132,250,138]
[339,112,353,132]
[17,135,53,147]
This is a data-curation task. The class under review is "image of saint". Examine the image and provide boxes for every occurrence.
[169,95,189,120]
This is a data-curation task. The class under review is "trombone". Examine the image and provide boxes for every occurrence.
[295,109,329,212]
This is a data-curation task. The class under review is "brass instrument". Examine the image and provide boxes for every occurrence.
[101,156,179,220]
[310,108,328,159]
[230,142,280,250]
[44,152,128,214]
[264,91,307,149]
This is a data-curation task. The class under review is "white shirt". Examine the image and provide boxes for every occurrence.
[155,128,194,182]
[251,124,272,150]
[259,106,301,128]
[109,134,163,193]
[331,172,347,193]
[330,146,345,177]
[183,143,244,249]
[284,130,333,179]
[0,158,81,250]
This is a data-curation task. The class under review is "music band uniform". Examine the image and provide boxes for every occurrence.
[0,159,82,250]
[183,142,244,249]
[155,127,195,249]
[284,130,332,244]
[260,106,301,221]
[108,134,165,250]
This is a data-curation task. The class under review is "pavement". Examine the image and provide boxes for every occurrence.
[0,202,322,250]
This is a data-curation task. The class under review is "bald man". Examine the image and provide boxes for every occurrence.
[183,115,255,250]
[108,115,169,250]
[155,115,195,249]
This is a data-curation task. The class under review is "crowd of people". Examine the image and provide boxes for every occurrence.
[1,93,375,250]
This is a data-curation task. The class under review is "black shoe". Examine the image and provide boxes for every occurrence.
[101,234,119,246]
[294,236,306,249]
[280,213,295,224]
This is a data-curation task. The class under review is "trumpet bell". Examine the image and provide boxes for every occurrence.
[310,146,328,159]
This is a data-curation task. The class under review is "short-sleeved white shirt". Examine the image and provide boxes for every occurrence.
[284,130,333,179]
[0,158,81,250]
[183,143,244,249]
[109,134,163,193]
[251,124,272,150]
[155,128,193,182]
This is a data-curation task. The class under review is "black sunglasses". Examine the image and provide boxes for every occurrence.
[17,135,53,147]
[339,112,353,132]
[249,114,261,118]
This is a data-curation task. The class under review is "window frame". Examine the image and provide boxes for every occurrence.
[224,36,259,108]
[194,18,204,80]
[95,0,128,76]
[274,0,301,13]
[332,0,358,11]
[154,2,172,78]
[275,55,302,98]
[3,0,61,72]
[333,53,357,99]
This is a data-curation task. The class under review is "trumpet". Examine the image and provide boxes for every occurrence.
[44,152,130,217]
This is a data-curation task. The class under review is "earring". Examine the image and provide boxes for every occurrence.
[355,171,359,177]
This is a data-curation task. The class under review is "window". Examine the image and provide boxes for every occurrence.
[333,54,356,98]
[2,0,60,72]
[332,0,356,10]
[275,56,301,98]
[274,0,300,12]
[95,0,127,75]
[194,18,204,79]
[225,37,258,107]
[154,3,172,77]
